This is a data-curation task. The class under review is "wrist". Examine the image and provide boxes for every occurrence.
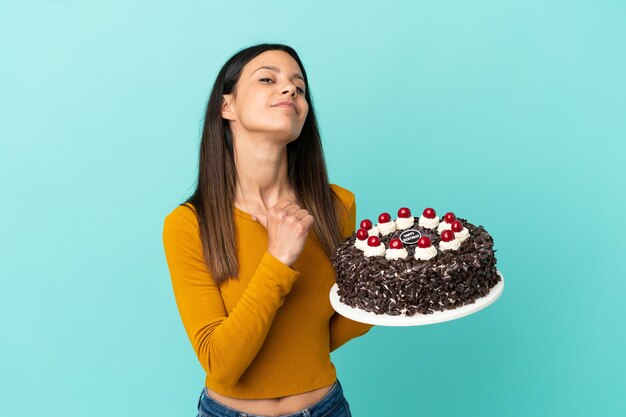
[268,250,293,268]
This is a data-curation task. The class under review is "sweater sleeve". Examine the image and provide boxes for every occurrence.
[329,190,375,353]
[162,207,300,386]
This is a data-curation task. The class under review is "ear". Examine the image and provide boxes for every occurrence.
[221,94,235,121]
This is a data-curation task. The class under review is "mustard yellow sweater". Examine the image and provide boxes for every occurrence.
[162,183,374,399]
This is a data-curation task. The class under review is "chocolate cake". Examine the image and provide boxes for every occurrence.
[330,207,500,316]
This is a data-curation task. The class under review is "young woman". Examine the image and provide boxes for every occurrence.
[163,43,374,417]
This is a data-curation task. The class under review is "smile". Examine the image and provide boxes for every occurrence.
[273,104,296,112]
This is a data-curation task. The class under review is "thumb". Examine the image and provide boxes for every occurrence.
[252,213,267,228]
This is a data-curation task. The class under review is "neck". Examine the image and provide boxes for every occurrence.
[233,134,294,213]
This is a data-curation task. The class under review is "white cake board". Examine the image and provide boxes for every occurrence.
[329,270,504,326]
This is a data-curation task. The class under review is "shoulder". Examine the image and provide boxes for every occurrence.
[330,184,357,238]
[163,203,198,230]
[329,183,355,211]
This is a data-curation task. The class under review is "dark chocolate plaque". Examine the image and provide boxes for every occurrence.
[399,229,421,245]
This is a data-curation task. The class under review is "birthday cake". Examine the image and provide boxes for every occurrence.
[330,207,500,316]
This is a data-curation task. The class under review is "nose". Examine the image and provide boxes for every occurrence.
[281,81,297,96]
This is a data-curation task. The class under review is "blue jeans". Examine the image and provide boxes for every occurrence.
[196,379,352,417]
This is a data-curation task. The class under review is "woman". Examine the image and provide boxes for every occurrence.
[163,43,374,417]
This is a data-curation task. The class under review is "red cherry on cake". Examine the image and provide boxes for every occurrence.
[444,212,456,223]
[423,208,436,219]
[378,212,391,223]
[389,238,403,249]
[441,230,455,242]
[397,207,411,218]
[451,220,463,233]
[356,228,369,240]
[417,236,432,248]
[367,236,381,247]
[360,219,373,230]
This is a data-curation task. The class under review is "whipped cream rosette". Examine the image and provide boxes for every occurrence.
[376,212,396,236]
[354,228,370,251]
[394,207,415,230]
[413,236,438,260]
[450,220,470,242]
[439,229,461,251]
[385,238,408,260]
[363,235,386,257]
[358,218,379,237]
[418,207,440,229]
[437,211,458,233]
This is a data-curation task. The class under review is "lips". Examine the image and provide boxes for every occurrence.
[272,101,297,112]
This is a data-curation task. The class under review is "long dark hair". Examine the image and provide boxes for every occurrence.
[181,43,348,285]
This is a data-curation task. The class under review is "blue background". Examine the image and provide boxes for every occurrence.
[1,1,625,416]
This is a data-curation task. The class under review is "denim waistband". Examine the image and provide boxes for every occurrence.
[198,379,344,417]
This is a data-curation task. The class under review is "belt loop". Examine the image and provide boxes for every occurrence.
[302,410,311,417]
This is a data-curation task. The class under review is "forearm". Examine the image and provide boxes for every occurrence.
[190,251,299,385]
[329,312,374,352]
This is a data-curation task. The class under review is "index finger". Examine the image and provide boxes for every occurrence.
[272,198,297,211]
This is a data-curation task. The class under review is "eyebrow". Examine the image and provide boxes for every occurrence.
[250,65,305,83]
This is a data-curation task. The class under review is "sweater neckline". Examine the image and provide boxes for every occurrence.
[234,205,257,222]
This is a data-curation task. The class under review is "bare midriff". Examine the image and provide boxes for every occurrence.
[205,382,335,417]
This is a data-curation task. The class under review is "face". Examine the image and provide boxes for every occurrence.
[221,50,309,142]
